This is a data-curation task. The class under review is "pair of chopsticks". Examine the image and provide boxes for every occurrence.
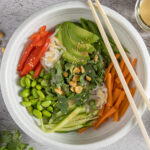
[88,0,150,149]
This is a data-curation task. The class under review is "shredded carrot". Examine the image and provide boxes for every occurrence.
[119,87,136,118]
[114,111,119,122]
[112,88,122,105]
[111,67,116,89]
[94,107,116,129]
[104,54,120,81]
[115,58,137,84]
[98,105,105,116]
[104,63,113,81]
[78,127,90,133]
[115,91,125,109]
[120,59,125,71]
[106,73,113,107]
[104,105,111,114]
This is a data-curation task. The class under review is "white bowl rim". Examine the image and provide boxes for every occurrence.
[1,1,150,149]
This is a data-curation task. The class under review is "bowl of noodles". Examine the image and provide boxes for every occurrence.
[1,1,150,150]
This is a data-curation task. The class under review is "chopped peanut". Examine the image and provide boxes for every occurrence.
[70,87,75,92]
[86,75,91,81]
[75,86,83,94]
[69,81,77,87]
[0,32,4,38]
[1,47,5,53]
[72,75,80,82]
[63,71,68,78]
[80,66,85,73]
[73,67,80,73]
[54,87,64,95]
[94,55,98,62]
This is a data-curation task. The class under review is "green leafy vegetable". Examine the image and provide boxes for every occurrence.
[0,129,34,150]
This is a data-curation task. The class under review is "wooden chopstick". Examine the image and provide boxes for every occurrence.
[88,0,150,149]
[94,0,150,110]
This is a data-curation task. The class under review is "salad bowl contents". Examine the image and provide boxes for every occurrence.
[1,1,150,149]
[17,18,137,133]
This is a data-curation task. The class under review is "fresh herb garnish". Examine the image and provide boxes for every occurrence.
[0,129,34,150]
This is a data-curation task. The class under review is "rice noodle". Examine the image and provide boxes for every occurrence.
[41,35,65,71]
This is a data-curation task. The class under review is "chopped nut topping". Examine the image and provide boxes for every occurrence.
[72,75,80,82]
[94,55,98,62]
[86,75,91,81]
[54,87,64,95]
[80,66,85,73]
[70,87,75,92]
[1,47,5,53]
[0,32,4,38]
[73,67,80,73]
[75,86,83,94]
[63,71,68,78]
[69,81,77,87]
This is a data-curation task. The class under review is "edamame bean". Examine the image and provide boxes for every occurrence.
[33,109,42,119]
[32,88,38,98]
[38,78,42,83]
[45,87,51,95]
[27,106,33,115]
[21,101,31,107]
[24,97,29,102]
[42,110,51,117]
[40,69,45,77]
[31,80,37,87]
[37,90,45,100]
[36,84,42,90]
[29,96,34,100]
[25,77,31,88]
[29,70,34,75]
[52,102,57,107]
[43,73,51,80]
[37,102,43,111]
[89,100,95,106]
[47,106,53,112]
[41,79,49,87]
[26,74,32,80]
[20,89,30,97]
[30,99,38,105]
[20,76,26,88]
[41,101,51,107]
[45,95,53,101]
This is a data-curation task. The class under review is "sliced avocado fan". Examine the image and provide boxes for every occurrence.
[56,21,99,64]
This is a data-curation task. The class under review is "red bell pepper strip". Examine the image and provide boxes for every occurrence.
[20,38,50,76]
[29,33,40,40]
[40,25,46,32]
[17,44,34,71]
[33,63,43,79]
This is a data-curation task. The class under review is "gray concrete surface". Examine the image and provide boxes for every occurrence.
[0,0,150,149]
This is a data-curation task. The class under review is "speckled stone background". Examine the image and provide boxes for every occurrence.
[0,0,150,150]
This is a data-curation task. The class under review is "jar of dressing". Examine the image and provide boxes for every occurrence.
[135,0,150,31]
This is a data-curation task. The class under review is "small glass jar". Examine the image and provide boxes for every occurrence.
[135,0,150,31]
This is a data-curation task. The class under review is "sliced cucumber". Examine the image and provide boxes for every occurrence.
[49,106,85,133]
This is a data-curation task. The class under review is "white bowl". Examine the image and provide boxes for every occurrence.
[1,1,150,150]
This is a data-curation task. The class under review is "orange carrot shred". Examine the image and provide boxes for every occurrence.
[115,91,125,109]
[106,73,113,107]
[78,127,90,133]
[104,54,120,81]
[94,107,116,129]
[119,87,136,118]
[98,105,105,116]
[112,88,122,105]
[114,111,119,122]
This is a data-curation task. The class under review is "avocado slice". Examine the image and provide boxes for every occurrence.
[62,23,90,61]
[66,22,99,43]
[62,50,87,65]
[55,24,63,43]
